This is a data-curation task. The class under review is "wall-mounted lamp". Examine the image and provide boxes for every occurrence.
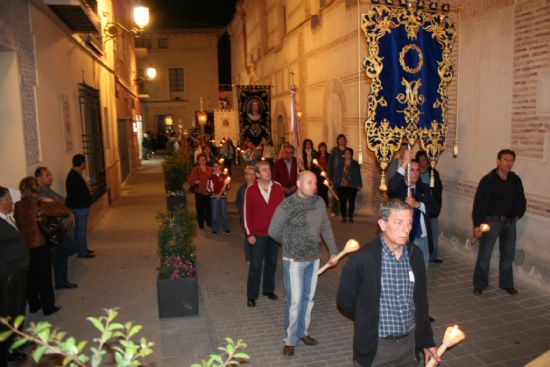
[145,65,157,80]
[197,97,208,139]
[103,5,149,42]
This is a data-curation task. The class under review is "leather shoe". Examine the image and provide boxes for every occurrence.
[431,259,443,264]
[247,299,256,307]
[473,288,483,295]
[282,345,295,356]
[78,253,95,259]
[44,305,62,316]
[263,292,278,300]
[7,350,26,362]
[300,335,319,346]
[55,282,78,289]
[429,316,435,322]
[503,287,518,295]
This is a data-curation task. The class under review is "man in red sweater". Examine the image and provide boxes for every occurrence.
[243,161,285,307]
[272,145,298,197]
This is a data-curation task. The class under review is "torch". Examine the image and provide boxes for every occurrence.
[313,159,339,201]
[470,223,491,246]
[425,325,465,367]
[318,239,360,275]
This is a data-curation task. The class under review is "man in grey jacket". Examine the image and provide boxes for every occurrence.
[269,170,338,357]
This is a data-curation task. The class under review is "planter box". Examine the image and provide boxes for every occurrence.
[166,191,186,211]
[157,275,199,318]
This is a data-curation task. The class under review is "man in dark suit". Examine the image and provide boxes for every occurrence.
[0,186,30,366]
[388,149,440,271]
[272,145,298,197]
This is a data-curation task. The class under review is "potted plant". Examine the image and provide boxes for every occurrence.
[156,209,198,318]
[162,154,189,211]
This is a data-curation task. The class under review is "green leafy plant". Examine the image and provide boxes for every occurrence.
[157,209,196,278]
[190,338,249,367]
[0,309,153,367]
[162,154,189,193]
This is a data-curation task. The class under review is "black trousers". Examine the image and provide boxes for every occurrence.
[337,187,358,219]
[50,236,77,288]
[317,182,329,207]
[194,193,212,228]
[0,269,27,367]
[27,245,56,314]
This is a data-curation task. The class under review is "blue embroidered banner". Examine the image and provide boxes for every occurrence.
[362,4,456,187]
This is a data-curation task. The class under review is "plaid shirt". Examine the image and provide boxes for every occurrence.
[378,236,415,337]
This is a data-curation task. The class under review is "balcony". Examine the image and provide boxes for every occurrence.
[44,0,100,34]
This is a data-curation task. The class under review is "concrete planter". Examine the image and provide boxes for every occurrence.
[166,191,186,211]
[157,275,199,318]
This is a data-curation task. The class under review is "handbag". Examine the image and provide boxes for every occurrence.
[189,183,199,194]
[36,201,66,246]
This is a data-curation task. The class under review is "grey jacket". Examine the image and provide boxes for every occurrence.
[269,193,338,261]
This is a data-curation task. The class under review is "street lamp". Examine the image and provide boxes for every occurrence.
[197,97,208,140]
[145,65,157,80]
[104,5,150,41]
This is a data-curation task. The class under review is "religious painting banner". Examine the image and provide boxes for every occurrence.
[213,109,239,145]
[362,3,456,187]
[236,85,271,146]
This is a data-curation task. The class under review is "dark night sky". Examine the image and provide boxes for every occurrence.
[146,1,237,85]
[148,0,238,29]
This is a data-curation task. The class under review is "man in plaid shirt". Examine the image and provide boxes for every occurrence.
[337,199,439,367]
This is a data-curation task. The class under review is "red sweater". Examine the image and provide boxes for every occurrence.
[272,157,298,190]
[207,173,229,197]
[187,166,213,195]
[243,181,284,236]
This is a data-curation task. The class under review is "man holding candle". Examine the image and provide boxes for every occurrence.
[337,199,438,367]
[472,149,526,295]
[268,170,338,357]
[206,162,231,235]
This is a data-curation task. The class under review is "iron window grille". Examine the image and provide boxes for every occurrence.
[78,83,107,203]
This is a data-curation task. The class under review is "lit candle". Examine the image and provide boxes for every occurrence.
[219,158,225,165]
[480,223,491,233]
[425,325,465,367]
[320,171,326,177]
[312,158,319,166]
[318,239,360,275]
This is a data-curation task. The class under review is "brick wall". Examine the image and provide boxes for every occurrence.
[511,0,550,159]
[0,0,40,165]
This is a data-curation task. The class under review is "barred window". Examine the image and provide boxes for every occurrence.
[169,68,184,92]
[78,83,107,202]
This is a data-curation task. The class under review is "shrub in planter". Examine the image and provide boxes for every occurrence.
[156,209,198,318]
[162,154,189,211]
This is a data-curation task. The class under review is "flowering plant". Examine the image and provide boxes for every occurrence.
[159,255,196,279]
[157,209,196,280]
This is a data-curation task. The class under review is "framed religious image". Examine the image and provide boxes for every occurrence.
[236,85,271,146]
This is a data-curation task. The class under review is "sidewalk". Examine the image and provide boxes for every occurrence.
[23,160,550,367]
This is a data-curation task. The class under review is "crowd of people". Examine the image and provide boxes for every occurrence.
[0,128,527,367]
[186,132,526,366]
[1,154,95,365]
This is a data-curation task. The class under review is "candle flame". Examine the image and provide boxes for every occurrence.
[219,158,225,164]
[323,179,329,187]
[480,223,491,232]
[312,158,319,166]
[442,324,465,348]
[343,239,360,253]
[320,171,326,177]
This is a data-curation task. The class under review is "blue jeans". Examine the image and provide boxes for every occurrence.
[413,236,429,273]
[283,259,319,346]
[71,208,90,256]
[247,236,278,299]
[210,197,229,233]
[473,219,516,289]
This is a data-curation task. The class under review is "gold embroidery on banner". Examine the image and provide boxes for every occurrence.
[399,44,424,74]
[361,5,456,175]
[396,78,424,145]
